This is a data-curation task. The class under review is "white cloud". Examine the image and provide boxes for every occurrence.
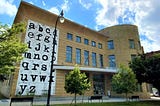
[42,0,46,6]
[94,0,160,53]
[0,0,17,17]
[48,0,69,15]
[61,0,70,12]
[79,0,92,9]
[48,7,59,15]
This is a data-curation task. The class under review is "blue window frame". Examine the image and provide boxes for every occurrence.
[76,48,81,64]
[66,46,72,62]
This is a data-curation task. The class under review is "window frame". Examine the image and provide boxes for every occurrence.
[66,46,72,62]
[76,48,81,64]
[67,33,73,40]
[107,40,114,49]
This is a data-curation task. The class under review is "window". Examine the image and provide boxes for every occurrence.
[99,54,103,68]
[129,39,135,49]
[108,40,114,49]
[76,36,81,43]
[98,43,102,49]
[66,46,72,62]
[138,41,141,50]
[67,33,73,40]
[131,54,136,60]
[76,48,81,64]
[84,50,89,66]
[91,41,96,47]
[92,52,97,67]
[84,38,89,45]
[108,55,116,67]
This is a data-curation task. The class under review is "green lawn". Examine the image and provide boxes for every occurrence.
[35,101,160,106]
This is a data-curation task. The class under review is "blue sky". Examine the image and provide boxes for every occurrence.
[0,0,160,53]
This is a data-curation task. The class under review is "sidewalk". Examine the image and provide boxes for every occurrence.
[0,97,126,106]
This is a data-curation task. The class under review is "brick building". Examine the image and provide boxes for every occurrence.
[1,1,150,98]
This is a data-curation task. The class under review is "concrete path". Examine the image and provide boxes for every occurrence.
[0,97,125,106]
[1,97,160,106]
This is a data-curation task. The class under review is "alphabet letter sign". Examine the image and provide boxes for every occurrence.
[15,20,59,96]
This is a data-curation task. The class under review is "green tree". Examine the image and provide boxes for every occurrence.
[112,65,137,100]
[130,54,160,95]
[0,22,28,80]
[64,65,91,105]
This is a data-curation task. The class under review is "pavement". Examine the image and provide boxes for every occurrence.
[0,96,160,106]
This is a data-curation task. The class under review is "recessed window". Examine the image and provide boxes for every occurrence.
[66,46,72,62]
[131,54,136,60]
[76,48,81,64]
[84,38,89,45]
[98,43,102,49]
[84,50,89,66]
[76,36,81,43]
[108,40,114,49]
[108,55,116,67]
[129,39,135,49]
[91,41,96,47]
[92,52,97,67]
[67,33,73,40]
[99,54,103,68]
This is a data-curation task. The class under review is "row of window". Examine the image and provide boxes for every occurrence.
[108,39,141,50]
[66,46,117,68]
[67,33,102,49]
[68,33,139,50]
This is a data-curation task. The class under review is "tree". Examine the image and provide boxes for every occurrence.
[112,65,137,100]
[130,54,160,95]
[0,22,28,81]
[64,65,91,105]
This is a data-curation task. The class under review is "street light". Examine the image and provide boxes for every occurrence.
[47,10,65,106]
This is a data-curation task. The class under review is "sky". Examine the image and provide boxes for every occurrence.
[0,0,160,53]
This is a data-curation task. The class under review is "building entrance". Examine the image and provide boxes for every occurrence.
[93,74,105,95]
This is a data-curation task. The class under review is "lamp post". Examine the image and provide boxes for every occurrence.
[47,10,64,106]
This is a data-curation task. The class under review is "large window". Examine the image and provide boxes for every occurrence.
[84,50,89,66]
[92,52,97,67]
[76,48,81,64]
[91,41,96,47]
[66,46,72,62]
[108,55,116,67]
[99,54,103,68]
[108,40,114,49]
[76,36,81,43]
[129,39,135,49]
[84,38,89,45]
[67,33,73,40]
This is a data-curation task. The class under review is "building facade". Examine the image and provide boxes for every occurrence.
[2,1,149,98]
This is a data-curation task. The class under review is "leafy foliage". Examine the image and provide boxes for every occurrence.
[129,54,160,93]
[64,65,91,105]
[112,65,137,99]
[0,22,28,80]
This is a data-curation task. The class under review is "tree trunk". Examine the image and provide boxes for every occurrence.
[125,92,128,101]
[74,93,77,106]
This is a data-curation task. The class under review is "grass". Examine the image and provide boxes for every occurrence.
[35,100,160,106]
